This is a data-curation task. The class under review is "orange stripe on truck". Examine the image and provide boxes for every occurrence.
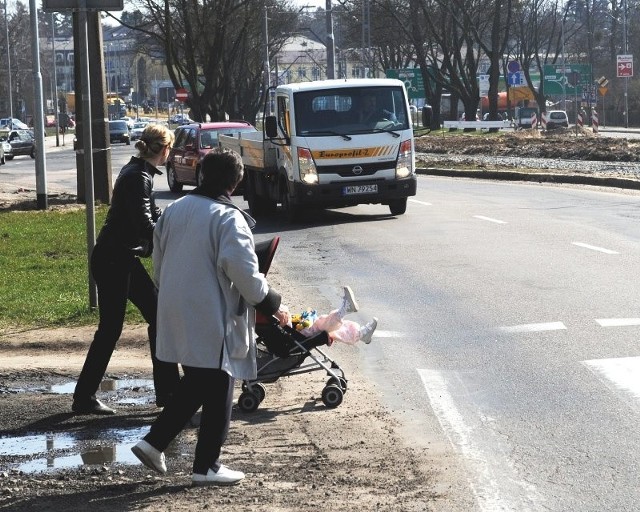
[312,146,395,159]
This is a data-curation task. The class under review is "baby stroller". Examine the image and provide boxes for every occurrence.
[238,236,348,413]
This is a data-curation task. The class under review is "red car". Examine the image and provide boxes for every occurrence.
[166,121,257,192]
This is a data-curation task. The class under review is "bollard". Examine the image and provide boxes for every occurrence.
[531,112,537,130]
[577,112,583,127]
[592,110,599,134]
[541,112,547,131]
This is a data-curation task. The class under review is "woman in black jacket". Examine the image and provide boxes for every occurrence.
[72,123,180,415]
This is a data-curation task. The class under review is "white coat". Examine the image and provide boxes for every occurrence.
[153,194,269,380]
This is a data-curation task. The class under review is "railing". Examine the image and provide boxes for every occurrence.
[442,120,513,130]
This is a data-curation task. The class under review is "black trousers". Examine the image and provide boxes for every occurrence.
[144,366,235,475]
[73,242,180,404]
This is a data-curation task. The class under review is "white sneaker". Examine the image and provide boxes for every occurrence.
[192,465,245,486]
[131,440,167,474]
[359,317,378,344]
[338,286,359,318]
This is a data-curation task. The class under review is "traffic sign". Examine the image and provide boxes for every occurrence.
[175,88,188,101]
[385,68,425,99]
[507,61,520,73]
[508,71,524,86]
[543,64,591,95]
[617,55,633,78]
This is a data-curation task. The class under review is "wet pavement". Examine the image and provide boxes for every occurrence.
[0,378,165,474]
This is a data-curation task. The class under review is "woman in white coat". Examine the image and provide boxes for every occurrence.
[132,147,290,486]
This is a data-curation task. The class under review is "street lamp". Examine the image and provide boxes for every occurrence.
[4,0,13,124]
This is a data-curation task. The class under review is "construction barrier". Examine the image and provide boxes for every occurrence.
[592,110,599,133]
[541,112,547,131]
[577,112,584,127]
[531,112,538,130]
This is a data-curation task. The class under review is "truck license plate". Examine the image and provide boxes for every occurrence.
[343,184,378,195]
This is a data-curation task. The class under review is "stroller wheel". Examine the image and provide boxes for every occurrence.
[251,383,266,403]
[327,377,347,393]
[238,391,260,413]
[321,384,344,409]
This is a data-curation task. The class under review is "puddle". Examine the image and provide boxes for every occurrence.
[0,426,182,473]
[49,378,154,394]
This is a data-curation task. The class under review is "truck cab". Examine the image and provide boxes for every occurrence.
[224,79,416,220]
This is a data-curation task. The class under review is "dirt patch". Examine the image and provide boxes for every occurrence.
[414,130,640,162]
[0,325,443,511]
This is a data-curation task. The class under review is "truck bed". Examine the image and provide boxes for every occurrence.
[218,131,277,171]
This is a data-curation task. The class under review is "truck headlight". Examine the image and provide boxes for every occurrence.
[298,147,318,185]
[395,139,413,179]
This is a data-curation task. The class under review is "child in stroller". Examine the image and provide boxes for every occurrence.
[292,286,378,345]
[238,238,377,412]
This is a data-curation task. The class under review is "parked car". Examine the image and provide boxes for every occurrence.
[120,116,135,130]
[1,129,35,158]
[169,113,192,125]
[0,118,29,130]
[545,110,569,130]
[108,120,131,145]
[1,139,13,162]
[130,121,148,140]
[166,121,257,192]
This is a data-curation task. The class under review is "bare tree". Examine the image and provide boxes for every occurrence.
[112,0,297,122]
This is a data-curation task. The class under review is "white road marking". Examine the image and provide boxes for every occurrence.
[583,356,640,399]
[571,242,619,254]
[473,215,507,224]
[499,321,566,333]
[371,330,404,338]
[409,199,432,206]
[417,369,542,511]
[596,318,640,327]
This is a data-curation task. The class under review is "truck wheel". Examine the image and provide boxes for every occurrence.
[281,188,300,222]
[167,164,183,193]
[389,198,407,215]
[247,177,274,217]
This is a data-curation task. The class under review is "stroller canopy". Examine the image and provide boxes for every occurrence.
[255,236,280,276]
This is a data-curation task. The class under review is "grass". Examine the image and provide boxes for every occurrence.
[0,206,147,332]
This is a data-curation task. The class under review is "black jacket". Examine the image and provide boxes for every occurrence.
[96,156,162,257]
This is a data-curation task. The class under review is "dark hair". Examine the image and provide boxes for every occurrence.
[201,147,244,192]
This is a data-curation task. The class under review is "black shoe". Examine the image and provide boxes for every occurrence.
[72,398,116,415]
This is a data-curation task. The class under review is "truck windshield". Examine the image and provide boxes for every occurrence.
[294,86,409,136]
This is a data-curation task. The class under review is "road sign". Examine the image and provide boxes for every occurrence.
[175,88,188,102]
[543,64,591,95]
[507,61,520,73]
[385,68,425,99]
[43,0,123,10]
[617,55,633,78]
[508,71,524,86]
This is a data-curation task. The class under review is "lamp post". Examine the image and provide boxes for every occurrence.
[4,0,13,124]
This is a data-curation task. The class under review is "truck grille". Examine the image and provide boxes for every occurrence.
[316,160,395,177]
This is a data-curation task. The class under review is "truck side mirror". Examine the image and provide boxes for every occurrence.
[265,116,278,138]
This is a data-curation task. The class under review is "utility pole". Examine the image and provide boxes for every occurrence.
[325,0,335,79]
[30,0,47,209]
[4,0,13,123]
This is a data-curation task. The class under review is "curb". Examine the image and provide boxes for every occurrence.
[416,167,640,191]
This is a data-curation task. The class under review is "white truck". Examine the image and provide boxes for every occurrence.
[218,78,417,220]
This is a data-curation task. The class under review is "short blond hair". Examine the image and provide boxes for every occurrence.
[135,123,175,159]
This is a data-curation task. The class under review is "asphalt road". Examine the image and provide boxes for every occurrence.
[5,138,640,511]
